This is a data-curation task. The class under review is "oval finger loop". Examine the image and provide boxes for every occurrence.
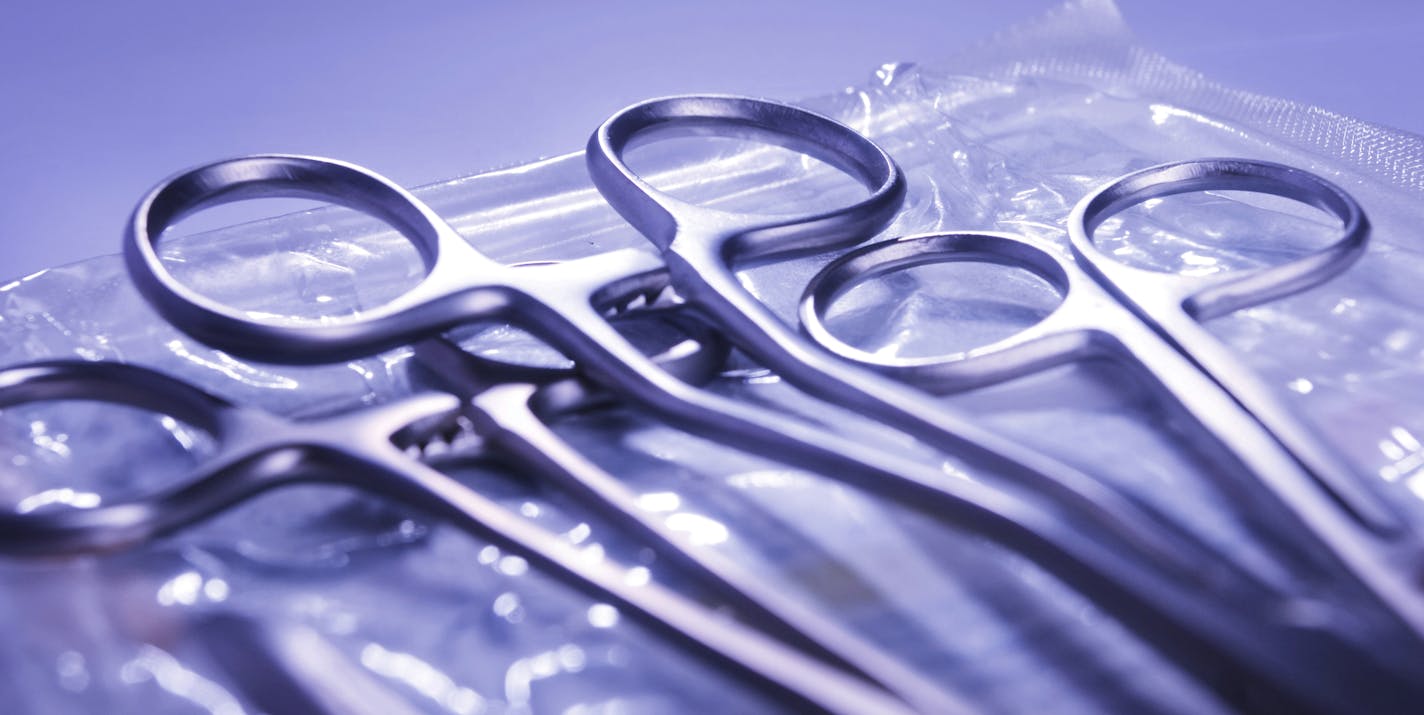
[589,94,905,261]
[125,155,479,363]
[1070,158,1368,320]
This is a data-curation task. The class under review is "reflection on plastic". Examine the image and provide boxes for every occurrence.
[3,0,1424,713]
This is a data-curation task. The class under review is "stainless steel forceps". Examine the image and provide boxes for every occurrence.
[798,158,1424,642]
[408,312,968,714]
[0,352,921,715]
[121,101,1416,711]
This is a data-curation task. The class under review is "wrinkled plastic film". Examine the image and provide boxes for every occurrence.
[3,0,1424,712]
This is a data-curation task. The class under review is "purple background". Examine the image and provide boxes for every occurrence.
[2,0,1421,280]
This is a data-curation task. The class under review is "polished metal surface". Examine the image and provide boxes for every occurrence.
[1069,160,1395,532]
[788,157,1424,709]
[0,359,921,715]
[410,325,969,715]
[587,100,1424,711]
[101,98,1424,712]
[800,159,1424,647]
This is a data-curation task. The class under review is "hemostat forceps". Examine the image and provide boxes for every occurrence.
[123,108,1413,709]
[587,97,1424,691]
[0,354,921,715]
[409,310,969,714]
[799,158,1424,650]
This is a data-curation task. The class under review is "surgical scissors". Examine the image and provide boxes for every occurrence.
[0,344,923,715]
[122,112,1414,710]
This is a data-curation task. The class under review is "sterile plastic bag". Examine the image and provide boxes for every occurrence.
[3,1,1422,712]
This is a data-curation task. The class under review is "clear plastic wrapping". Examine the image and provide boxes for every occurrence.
[3,0,1423,712]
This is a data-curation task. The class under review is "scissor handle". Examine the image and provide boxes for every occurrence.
[799,232,1100,392]
[587,95,906,262]
[0,359,469,556]
[125,154,509,364]
[0,360,255,555]
[1068,158,1369,321]
[0,360,231,436]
